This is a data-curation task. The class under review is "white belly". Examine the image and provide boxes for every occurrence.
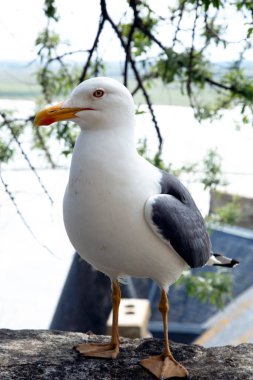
[63,132,187,288]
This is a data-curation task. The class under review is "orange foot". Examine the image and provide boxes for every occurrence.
[74,342,119,359]
[140,354,189,379]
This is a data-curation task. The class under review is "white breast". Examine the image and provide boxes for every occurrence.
[63,130,187,289]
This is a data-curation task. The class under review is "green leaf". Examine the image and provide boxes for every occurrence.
[44,0,59,21]
[247,27,253,38]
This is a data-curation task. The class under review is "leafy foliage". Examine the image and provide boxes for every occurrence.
[24,0,253,156]
[207,194,242,226]
[177,268,233,309]
[201,148,226,191]
[0,114,26,164]
[43,0,59,21]
[0,139,14,163]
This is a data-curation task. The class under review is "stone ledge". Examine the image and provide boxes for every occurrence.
[0,329,253,379]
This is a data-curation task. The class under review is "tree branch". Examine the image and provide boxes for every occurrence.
[0,170,56,256]
[100,0,163,153]
[187,2,200,103]
[79,16,105,83]
[204,77,249,98]
[123,19,136,87]
[34,128,56,169]
[0,113,54,205]
[172,0,186,49]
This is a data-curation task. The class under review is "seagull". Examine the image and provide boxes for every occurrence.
[34,77,238,379]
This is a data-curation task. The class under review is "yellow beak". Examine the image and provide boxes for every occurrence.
[34,103,93,126]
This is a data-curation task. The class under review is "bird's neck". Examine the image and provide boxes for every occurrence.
[72,126,137,169]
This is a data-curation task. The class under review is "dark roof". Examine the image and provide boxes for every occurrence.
[195,283,253,347]
[169,225,253,324]
[209,226,253,297]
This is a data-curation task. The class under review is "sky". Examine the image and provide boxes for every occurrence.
[0,0,125,62]
[1,0,253,63]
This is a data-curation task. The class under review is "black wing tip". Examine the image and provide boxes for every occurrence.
[214,259,240,268]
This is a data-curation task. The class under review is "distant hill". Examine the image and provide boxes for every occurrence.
[0,60,126,100]
[0,60,252,104]
[0,60,40,99]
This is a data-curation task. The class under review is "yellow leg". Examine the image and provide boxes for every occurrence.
[140,290,189,379]
[75,280,121,359]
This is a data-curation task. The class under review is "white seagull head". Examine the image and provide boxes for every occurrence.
[34,77,135,131]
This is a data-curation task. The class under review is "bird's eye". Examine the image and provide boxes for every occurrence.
[93,89,105,98]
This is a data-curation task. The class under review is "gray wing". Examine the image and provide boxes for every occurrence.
[145,171,211,268]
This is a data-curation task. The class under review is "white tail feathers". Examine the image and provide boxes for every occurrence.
[207,253,239,268]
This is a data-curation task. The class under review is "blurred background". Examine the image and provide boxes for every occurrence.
[1,0,253,347]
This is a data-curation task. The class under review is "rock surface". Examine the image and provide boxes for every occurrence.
[0,329,253,379]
